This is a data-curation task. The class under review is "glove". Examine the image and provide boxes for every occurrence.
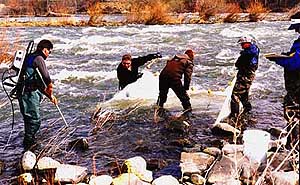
[44,83,53,98]
[152,52,162,59]
[50,95,58,105]
[44,82,57,105]
[137,72,143,79]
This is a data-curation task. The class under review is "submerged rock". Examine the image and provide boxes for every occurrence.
[68,138,89,151]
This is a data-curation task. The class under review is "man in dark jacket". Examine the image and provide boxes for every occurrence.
[229,36,259,121]
[18,39,57,151]
[266,18,300,149]
[117,53,162,90]
[157,49,194,116]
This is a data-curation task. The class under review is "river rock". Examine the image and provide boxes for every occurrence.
[37,157,61,170]
[268,127,287,138]
[239,157,260,182]
[113,173,150,185]
[68,138,89,151]
[268,151,294,171]
[180,162,201,175]
[207,155,238,184]
[213,179,242,185]
[222,144,243,155]
[203,147,221,157]
[166,118,190,133]
[18,173,33,184]
[22,151,36,171]
[180,152,215,174]
[146,158,168,171]
[270,171,299,185]
[211,122,240,136]
[55,164,87,183]
[122,156,153,182]
[89,175,113,185]
[191,174,206,185]
[152,175,179,185]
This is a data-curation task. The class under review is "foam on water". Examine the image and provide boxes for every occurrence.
[51,68,116,82]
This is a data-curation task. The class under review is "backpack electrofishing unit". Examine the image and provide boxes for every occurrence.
[1,41,34,130]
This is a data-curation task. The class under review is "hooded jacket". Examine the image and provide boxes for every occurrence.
[160,54,194,90]
[235,43,259,75]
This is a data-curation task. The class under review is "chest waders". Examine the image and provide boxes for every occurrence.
[18,56,44,150]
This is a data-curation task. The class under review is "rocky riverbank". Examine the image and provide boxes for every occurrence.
[16,125,299,185]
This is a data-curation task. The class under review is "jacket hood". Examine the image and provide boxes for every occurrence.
[174,54,192,61]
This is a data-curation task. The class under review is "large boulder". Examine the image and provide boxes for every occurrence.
[207,155,238,184]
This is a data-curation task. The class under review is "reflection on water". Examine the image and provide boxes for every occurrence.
[0,21,293,183]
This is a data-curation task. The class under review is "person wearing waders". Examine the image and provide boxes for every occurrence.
[266,15,300,150]
[117,52,162,90]
[18,39,57,151]
[156,49,195,118]
[226,36,259,124]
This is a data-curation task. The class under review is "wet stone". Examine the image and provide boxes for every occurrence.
[146,158,168,171]
[68,138,89,151]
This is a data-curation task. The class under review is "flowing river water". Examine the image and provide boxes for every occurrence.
[0,21,295,184]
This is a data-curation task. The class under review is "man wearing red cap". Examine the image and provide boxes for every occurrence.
[157,49,195,118]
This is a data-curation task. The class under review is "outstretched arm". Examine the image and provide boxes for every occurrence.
[132,53,162,67]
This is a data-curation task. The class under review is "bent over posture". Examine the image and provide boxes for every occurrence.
[157,49,194,116]
[18,39,57,150]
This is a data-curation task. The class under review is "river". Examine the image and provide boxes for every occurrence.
[0,21,294,184]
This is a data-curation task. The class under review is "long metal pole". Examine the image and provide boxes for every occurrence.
[55,104,68,127]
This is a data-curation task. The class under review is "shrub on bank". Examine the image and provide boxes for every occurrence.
[223,3,243,23]
[127,0,173,25]
[87,2,103,26]
[246,1,269,22]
